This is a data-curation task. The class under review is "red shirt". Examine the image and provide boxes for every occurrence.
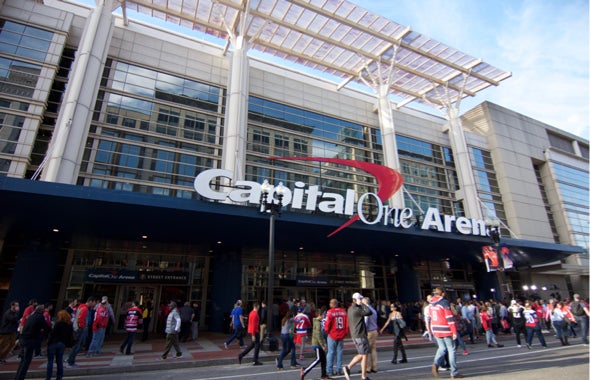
[426,296,457,338]
[76,304,89,330]
[19,305,35,328]
[93,303,109,332]
[480,312,492,331]
[324,307,348,340]
[247,309,260,335]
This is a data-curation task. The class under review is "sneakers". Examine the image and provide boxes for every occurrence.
[517,345,522,348]
[526,344,531,350]
[174,353,182,359]
[463,350,469,355]
[290,365,300,369]
[253,361,263,366]
[399,359,408,363]
[160,355,167,360]
[343,365,351,380]
[224,343,228,350]
[431,363,439,378]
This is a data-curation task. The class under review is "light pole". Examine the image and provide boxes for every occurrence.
[259,179,286,351]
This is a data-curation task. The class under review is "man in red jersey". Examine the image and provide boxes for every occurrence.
[426,288,463,379]
[238,302,263,366]
[324,299,348,376]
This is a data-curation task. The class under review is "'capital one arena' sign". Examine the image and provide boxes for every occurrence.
[194,157,489,238]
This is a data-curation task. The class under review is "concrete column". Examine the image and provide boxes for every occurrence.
[376,85,404,207]
[42,0,116,184]
[221,36,249,181]
[445,107,483,219]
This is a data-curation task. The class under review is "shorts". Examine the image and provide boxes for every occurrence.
[352,337,370,355]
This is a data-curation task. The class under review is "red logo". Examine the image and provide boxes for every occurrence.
[271,157,404,237]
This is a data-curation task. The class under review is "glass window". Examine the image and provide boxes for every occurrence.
[0,20,53,62]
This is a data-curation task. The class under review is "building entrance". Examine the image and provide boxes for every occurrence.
[114,285,158,333]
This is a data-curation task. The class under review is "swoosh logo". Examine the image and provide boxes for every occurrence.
[271,157,404,237]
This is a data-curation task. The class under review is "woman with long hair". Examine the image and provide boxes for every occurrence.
[46,310,74,380]
[276,311,298,370]
[380,303,407,364]
[550,301,570,346]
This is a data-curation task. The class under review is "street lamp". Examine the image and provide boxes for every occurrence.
[259,180,286,351]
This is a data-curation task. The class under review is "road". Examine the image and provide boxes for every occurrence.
[67,341,588,380]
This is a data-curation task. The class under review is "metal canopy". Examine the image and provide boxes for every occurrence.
[119,0,511,109]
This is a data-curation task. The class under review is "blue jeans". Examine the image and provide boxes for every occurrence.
[225,325,244,347]
[525,325,547,347]
[120,331,136,354]
[575,315,589,344]
[67,328,88,365]
[46,341,65,380]
[87,328,105,355]
[434,336,458,376]
[276,333,296,368]
[326,336,343,374]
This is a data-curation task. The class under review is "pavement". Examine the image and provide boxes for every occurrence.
[0,330,523,379]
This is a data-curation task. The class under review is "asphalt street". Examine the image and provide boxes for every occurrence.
[66,341,588,380]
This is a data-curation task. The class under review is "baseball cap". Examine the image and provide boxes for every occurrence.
[510,299,517,305]
[352,292,363,300]
[101,296,108,304]
[169,301,177,308]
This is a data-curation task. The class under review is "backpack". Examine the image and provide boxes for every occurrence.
[571,301,584,317]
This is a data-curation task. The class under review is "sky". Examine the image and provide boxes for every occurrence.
[73,0,589,140]
[365,0,589,139]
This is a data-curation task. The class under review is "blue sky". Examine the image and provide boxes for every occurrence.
[74,0,589,139]
[366,0,589,139]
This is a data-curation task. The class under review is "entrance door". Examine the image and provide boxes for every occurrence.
[115,285,158,332]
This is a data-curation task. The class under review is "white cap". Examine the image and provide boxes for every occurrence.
[510,299,517,305]
[352,292,363,300]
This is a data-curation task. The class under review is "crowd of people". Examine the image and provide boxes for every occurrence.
[0,290,587,380]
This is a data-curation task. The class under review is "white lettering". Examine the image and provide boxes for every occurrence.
[192,169,487,237]
[455,217,472,234]
[357,192,383,225]
[421,207,444,231]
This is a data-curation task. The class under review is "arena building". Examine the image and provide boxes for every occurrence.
[0,0,587,332]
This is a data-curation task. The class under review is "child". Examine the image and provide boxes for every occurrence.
[480,306,503,348]
[300,307,330,380]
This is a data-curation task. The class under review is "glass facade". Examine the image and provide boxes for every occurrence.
[245,96,383,213]
[550,161,589,252]
[397,135,459,216]
[79,60,224,198]
[470,147,507,224]
[0,20,54,176]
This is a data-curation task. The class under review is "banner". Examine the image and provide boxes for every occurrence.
[499,245,514,270]
[482,246,501,272]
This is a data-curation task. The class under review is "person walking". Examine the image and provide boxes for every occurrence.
[324,299,347,377]
[300,308,330,380]
[86,297,109,357]
[0,301,19,365]
[362,297,379,374]
[480,305,503,348]
[15,304,46,380]
[275,311,299,370]
[120,300,143,355]
[161,301,182,359]
[569,294,589,344]
[380,303,408,364]
[191,301,201,341]
[141,300,154,342]
[66,297,96,367]
[224,300,245,349]
[342,292,372,380]
[426,287,463,379]
[294,307,311,360]
[259,301,268,342]
[508,300,526,347]
[523,301,547,349]
[238,302,262,366]
[45,310,74,380]
[550,301,570,346]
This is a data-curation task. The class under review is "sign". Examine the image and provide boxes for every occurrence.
[86,269,189,284]
[296,276,329,287]
[194,157,489,238]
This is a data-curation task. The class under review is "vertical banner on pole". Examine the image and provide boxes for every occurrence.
[482,246,501,272]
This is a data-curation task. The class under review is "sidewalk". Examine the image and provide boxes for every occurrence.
[0,330,437,379]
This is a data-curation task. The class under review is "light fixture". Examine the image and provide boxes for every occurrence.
[52,228,60,233]
[531,285,538,291]
[522,285,529,291]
